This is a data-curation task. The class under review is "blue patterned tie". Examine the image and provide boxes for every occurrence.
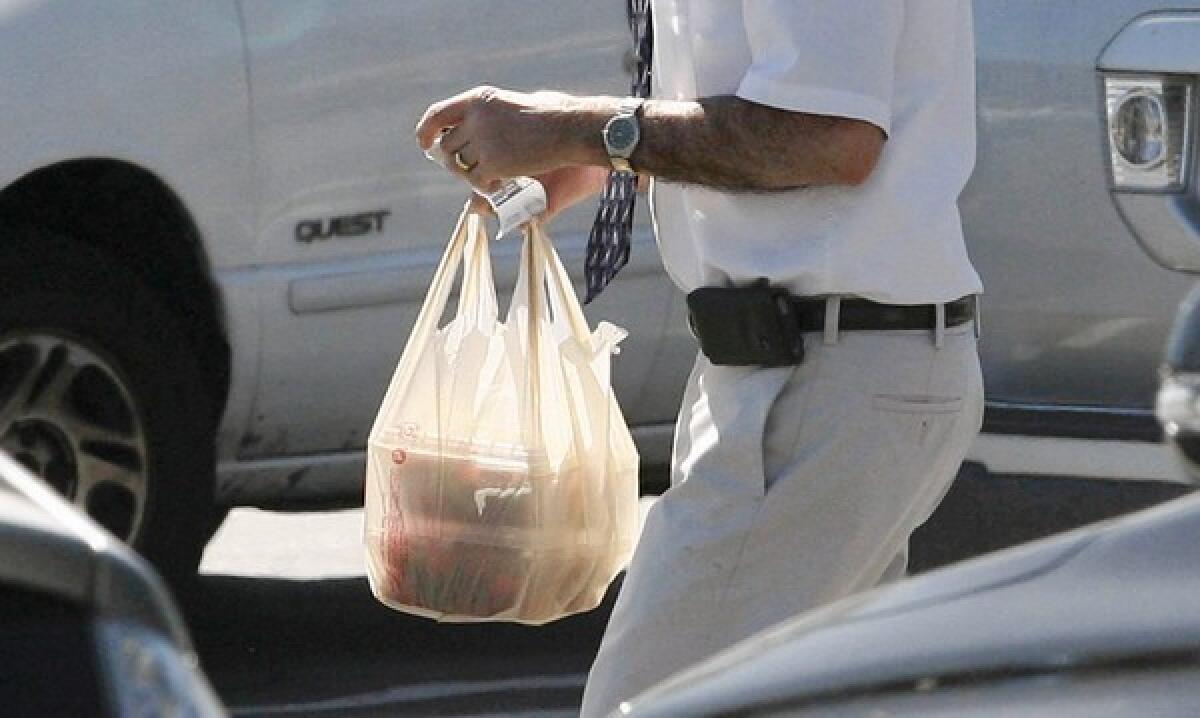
[585,0,653,304]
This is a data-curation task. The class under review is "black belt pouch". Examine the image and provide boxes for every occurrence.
[686,279,806,367]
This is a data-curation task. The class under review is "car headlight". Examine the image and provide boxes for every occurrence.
[95,618,224,718]
[1104,75,1194,192]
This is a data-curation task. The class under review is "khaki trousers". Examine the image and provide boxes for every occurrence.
[581,321,984,717]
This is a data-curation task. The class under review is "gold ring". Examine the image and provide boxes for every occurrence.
[453,151,474,172]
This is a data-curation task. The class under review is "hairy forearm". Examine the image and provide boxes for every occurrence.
[641,97,846,190]
[565,95,883,191]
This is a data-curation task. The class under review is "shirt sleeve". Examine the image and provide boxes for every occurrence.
[737,0,904,135]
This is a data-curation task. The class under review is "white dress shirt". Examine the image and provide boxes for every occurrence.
[649,0,983,304]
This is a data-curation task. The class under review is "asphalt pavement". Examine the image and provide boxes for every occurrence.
[180,464,1191,717]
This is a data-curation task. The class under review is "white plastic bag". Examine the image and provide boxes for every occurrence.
[364,204,640,624]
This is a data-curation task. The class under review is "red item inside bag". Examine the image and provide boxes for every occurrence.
[366,436,626,622]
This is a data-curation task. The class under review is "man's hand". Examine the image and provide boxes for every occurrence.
[415,87,607,193]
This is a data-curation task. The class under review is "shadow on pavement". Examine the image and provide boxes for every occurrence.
[911,463,1193,572]
[179,573,618,714]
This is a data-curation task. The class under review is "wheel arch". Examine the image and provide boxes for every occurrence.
[0,158,232,425]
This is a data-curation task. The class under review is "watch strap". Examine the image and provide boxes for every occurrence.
[610,156,634,173]
[617,96,646,117]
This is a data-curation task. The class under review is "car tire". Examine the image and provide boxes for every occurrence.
[0,227,220,582]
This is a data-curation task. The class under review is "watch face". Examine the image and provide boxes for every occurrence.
[606,116,639,153]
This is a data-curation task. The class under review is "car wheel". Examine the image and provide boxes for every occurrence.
[0,228,220,581]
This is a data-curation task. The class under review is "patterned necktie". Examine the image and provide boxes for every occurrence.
[584,0,653,304]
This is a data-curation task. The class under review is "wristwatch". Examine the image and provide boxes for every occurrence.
[602,97,646,173]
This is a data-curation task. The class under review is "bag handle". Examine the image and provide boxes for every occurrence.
[408,201,479,348]
[455,211,498,330]
[518,223,590,452]
[512,224,545,448]
[369,201,480,438]
[531,221,593,346]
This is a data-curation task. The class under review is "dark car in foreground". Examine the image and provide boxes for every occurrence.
[0,451,224,716]
[620,483,1200,717]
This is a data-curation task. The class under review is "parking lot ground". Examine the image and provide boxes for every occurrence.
[183,464,1192,716]
[910,463,1192,572]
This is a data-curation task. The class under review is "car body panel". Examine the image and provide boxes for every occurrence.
[0,0,255,271]
[763,667,1200,717]
[0,477,98,603]
[965,0,1198,410]
[623,491,1200,717]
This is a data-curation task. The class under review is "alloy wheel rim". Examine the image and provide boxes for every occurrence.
[0,333,149,542]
